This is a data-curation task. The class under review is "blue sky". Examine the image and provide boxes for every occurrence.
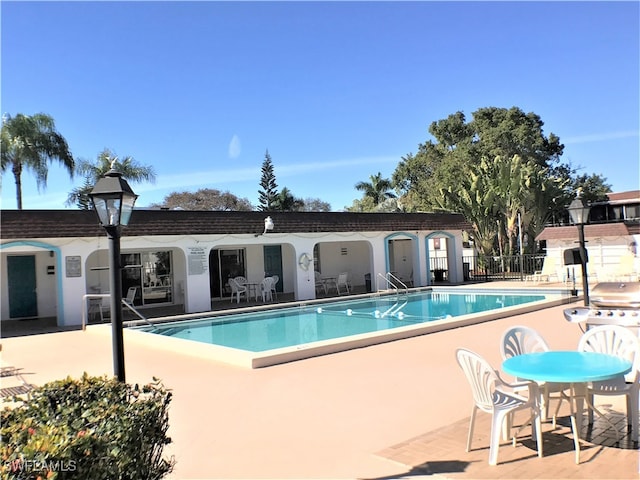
[1,1,638,211]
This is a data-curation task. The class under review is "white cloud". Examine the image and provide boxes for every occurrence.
[228,134,241,158]
[563,130,639,145]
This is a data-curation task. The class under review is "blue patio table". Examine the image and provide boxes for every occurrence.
[502,351,632,464]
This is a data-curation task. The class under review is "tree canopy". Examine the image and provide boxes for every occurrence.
[66,149,156,209]
[392,106,611,256]
[257,150,278,211]
[353,172,396,211]
[1,113,74,209]
[150,188,252,211]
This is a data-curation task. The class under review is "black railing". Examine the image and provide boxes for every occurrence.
[460,254,546,282]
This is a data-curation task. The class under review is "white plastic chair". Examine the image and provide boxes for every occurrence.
[228,278,247,303]
[88,298,105,322]
[122,287,137,307]
[260,277,275,302]
[270,275,279,300]
[500,326,569,427]
[578,325,640,441]
[336,272,350,295]
[314,271,327,295]
[456,348,543,466]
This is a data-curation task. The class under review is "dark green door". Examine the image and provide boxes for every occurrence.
[263,245,283,292]
[7,255,38,318]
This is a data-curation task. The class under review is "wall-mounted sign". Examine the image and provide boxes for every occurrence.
[187,247,208,275]
[65,256,82,277]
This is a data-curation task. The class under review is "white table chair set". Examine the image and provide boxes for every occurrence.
[457,324,637,466]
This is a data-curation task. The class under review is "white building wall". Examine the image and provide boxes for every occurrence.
[544,233,640,282]
[2,228,467,327]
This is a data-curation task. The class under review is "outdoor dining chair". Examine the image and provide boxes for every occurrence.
[456,348,543,466]
[336,272,350,295]
[500,325,569,427]
[228,277,247,303]
[577,324,640,441]
[270,275,279,300]
[260,277,275,302]
[314,271,327,295]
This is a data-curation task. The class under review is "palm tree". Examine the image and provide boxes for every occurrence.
[273,187,305,211]
[354,172,396,206]
[66,149,156,209]
[1,113,74,209]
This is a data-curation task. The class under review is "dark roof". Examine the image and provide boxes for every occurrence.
[536,222,640,241]
[605,191,640,203]
[1,210,472,240]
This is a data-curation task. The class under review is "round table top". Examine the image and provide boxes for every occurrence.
[502,350,632,383]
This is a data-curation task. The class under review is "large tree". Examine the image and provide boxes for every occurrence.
[273,187,305,211]
[150,188,252,211]
[1,113,74,209]
[394,106,571,254]
[257,150,278,211]
[301,197,331,212]
[354,172,396,207]
[66,149,156,209]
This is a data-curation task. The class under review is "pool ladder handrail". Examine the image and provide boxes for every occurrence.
[82,293,156,331]
[377,272,409,294]
[380,300,408,318]
[122,300,157,330]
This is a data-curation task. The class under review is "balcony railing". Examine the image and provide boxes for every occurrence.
[429,254,551,282]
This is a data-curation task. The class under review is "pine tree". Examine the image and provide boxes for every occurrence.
[258,150,278,211]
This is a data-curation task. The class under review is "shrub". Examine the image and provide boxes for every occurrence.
[1,374,174,480]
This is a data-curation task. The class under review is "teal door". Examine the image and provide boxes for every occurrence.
[263,245,283,292]
[7,255,38,318]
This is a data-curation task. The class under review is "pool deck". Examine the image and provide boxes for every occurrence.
[1,282,639,479]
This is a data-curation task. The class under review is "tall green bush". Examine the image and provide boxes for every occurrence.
[1,374,174,479]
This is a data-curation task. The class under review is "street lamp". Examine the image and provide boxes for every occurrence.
[89,168,138,381]
[568,193,591,306]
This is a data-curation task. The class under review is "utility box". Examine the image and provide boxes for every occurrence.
[563,247,585,265]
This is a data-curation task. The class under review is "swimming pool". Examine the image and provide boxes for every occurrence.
[124,288,569,368]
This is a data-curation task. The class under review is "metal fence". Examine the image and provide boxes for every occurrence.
[430,254,547,282]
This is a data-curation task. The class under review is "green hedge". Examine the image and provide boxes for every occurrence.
[1,374,174,480]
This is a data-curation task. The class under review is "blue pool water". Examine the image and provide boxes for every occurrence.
[139,291,547,352]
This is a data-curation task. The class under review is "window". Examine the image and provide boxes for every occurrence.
[121,251,173,306]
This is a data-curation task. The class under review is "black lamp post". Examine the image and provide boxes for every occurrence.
[89,168,138,382]
[568,193,591,306]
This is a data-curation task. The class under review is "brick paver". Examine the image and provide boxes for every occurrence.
[377,404,639,479]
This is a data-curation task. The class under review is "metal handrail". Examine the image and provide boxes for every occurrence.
[376,273,396,293]
[381,300,408,318]
[386,272,408,293]
[376,272,409,294]
[82,293,155,331]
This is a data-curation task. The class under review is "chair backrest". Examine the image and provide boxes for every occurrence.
[314,271,322,283]
[455,348,499,413]
[500,325,550,360]
[271,275,279,289]
[234,276,247,285]
[337,272,349,285]
[260,277,275,291]
[578,325,640,383]
[126,287,137,303]
[228,277,241,293]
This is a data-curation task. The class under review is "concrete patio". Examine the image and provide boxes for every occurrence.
[1,285,638,479]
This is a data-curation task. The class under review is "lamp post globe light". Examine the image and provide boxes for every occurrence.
[89,168,138,382]
[568,192,591,307]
